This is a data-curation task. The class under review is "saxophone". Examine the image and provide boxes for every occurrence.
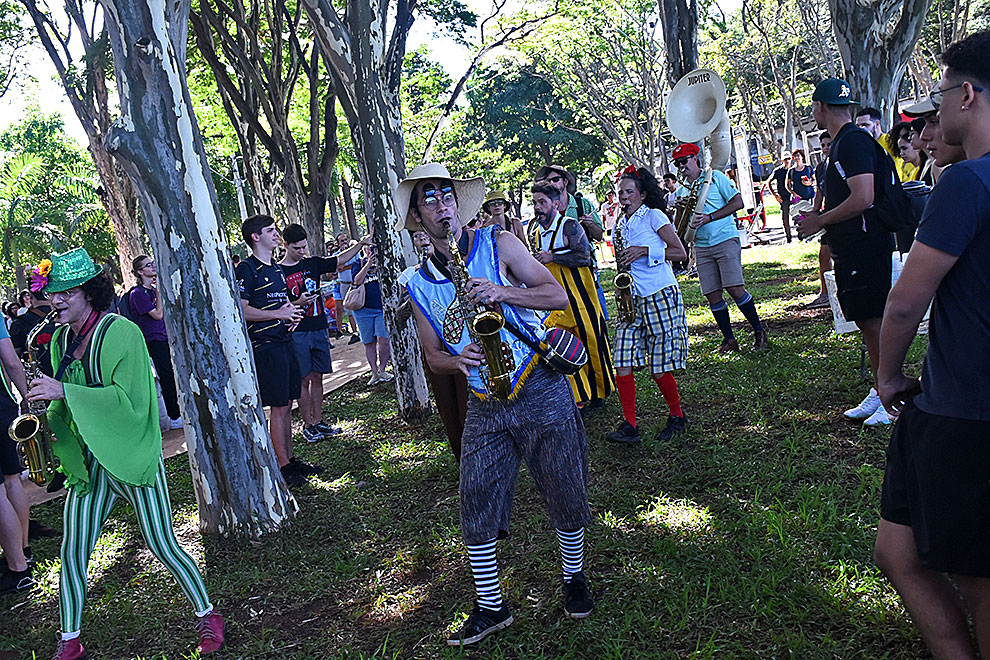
[672,170,712,246]
[444,221,514,400]
[8,309,60,486]
[612,218,635,324]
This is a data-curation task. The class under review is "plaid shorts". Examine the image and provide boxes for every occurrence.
[613,285,688,373]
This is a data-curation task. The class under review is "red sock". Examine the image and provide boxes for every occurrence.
[653,372,683,417]
[616,373,637,426]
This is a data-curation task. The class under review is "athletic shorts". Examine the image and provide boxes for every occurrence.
[881,402,990,577]
[353,307,387,344]
[831,249,891,322]
[695,237,745,295]
[291,329,333,375]
[253,342,301,408]
[0,410,23,476]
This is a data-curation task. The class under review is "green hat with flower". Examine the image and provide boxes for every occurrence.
[42,248,103,293]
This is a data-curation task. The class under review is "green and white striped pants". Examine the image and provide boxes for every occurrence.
[59,457,211,634]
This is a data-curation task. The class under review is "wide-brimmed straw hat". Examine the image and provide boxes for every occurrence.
[44,248,103,293]
[482,190,508,211]
[534,164,576,192]
[394,163,486,232]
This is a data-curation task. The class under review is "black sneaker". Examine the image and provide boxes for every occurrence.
[289,457,323,475]
[563,572,595,619]
[0,567,34,596]
[280,464,307,487]
[28,519,59,539]
[446,604,513,646]
[655,414,688,442]
[0,547,32,573]
[315,421,342,437]
[348,334,361,345]
[606,421,641,444]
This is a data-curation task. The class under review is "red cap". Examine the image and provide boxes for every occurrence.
[672,143,700,159]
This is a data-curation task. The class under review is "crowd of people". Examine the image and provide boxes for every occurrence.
[0,28,987,660]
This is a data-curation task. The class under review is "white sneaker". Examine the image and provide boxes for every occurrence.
[378,371,394,382]
[168,417,184,430]
[844,388,881,421]
[368,374,381,386]
[863,404,892,426]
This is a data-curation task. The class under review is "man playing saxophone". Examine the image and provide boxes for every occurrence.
[396,163,595,646]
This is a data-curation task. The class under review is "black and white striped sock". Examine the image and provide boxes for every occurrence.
[556,527,585,582]
[466,538,502,611]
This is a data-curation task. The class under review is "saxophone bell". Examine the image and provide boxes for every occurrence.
[612,219,636,324]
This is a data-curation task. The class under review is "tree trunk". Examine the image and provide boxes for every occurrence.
[100,0,296,537]
[829,0,933,123]
[340,175,359,238]
[658,0,698,86]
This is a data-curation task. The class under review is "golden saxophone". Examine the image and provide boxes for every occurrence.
[612,218,635,324]
[9,309,60,486]
[526,217,542,257]
[673,174,707,246]
[445,221,514,400]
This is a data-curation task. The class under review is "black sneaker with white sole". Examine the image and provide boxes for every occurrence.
[302,426,324,443]
[315,421,342,437]
[606,421,641,444]
[446,604,513,646]
[0,567,34,596]
[563,572,595,618]
[289,457,323,475]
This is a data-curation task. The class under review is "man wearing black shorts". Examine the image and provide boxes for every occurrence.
[279,224,367,443]
[236,215,308,487]
[798,78,895,427]
[874,32,990,659]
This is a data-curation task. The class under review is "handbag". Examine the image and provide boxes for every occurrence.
[502,320,587,375]
[343,283,366,311]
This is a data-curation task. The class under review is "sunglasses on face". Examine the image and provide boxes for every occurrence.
[673,157,690,167]
[547,175,564,184]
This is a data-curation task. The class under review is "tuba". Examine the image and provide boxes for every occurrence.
[9,309,60,486]
[666,69,732,245]
[612,219,635,324]
[444,221,514,400]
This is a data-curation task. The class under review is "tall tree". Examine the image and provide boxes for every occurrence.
[658,0,698,86]
[0,0,32,98]
[19,0,144,286]
[301,0,475,420]
[98,0,296,537]
[828,0,934,122]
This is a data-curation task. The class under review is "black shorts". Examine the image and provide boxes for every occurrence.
[881,403,990,577]
[831,248,891,322]
[0,410,24,476]
[254,342,301,408]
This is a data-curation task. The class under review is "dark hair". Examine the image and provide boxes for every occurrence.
[819,130,831,139]
[531,182,561,201]
[942,31,990,89]
[132,254,151,275]
[889,121,911,145]
[80,273,116,312]
[910,117,927,133]
[4,301,18,317]
[281,223,307,245]
[17,289,30,305]
[620,167,665,210]
[791,149,805,159]
[856,107,882,121]
[241,214,276,246]
[662,173,677,182]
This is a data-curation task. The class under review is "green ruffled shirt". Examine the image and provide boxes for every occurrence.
[47,314,163,493]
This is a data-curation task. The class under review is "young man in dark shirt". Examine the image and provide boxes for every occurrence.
[873,31,990,659]
[279,223,367,443]
[235,215,307,486]
[797,77,895,427]
[770,152,792,242]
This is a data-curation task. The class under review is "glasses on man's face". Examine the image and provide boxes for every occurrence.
[52,288,82,301]
[547,175,564,184]
[673,157,690,167]
[931,82,985,110]
[420,189,456,210]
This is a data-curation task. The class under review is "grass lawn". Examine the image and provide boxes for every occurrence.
[2,241,933,659]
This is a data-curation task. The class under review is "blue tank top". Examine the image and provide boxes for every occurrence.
[406,226,547,399]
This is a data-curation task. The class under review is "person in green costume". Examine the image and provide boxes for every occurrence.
[26,248,224,660]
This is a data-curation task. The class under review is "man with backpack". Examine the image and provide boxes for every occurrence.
[797,78,897,427]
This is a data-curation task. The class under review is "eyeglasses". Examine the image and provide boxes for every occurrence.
[673,157,690,167]
[546,175,564,184]
[51,288,82,301]
[420,190,456,210]
[931,82,984,110]
[140,261,155,269]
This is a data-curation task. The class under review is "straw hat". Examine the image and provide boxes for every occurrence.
[394,163,486,232]
[534,164,576,193]
[482,190,508,212]
[44,248,103,293]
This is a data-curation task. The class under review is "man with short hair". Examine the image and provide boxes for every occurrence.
[531,182,616,408]
[873,30,990,660]
[279,223,366,443]
[235,215,308,487]
[857,106,907,176]
[397,163,594,646]
[798,79,895,427]
[770,151,793,242]
[674,143,769,352]
[662,172,679,213]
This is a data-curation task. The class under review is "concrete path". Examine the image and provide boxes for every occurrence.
[24,334,372,507]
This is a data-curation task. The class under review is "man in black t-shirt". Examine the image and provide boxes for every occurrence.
[797,78,895,428]
[279,223,367,444]
[235,215,307,487]
[770,152,792,242]
[873,32,990,659]
[805,131,833,309]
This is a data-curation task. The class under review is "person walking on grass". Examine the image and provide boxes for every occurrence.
[25,249,223,660]
[398,163,594,646]
[606,166,689,445]
[874,31,990,660]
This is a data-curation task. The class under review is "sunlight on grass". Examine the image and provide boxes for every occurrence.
[637,495,716,539]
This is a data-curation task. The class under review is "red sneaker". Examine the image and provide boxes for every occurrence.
[51,637,87,660]
[196,611,225,654]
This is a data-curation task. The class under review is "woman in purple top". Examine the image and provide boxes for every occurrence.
[130,256,183,428]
